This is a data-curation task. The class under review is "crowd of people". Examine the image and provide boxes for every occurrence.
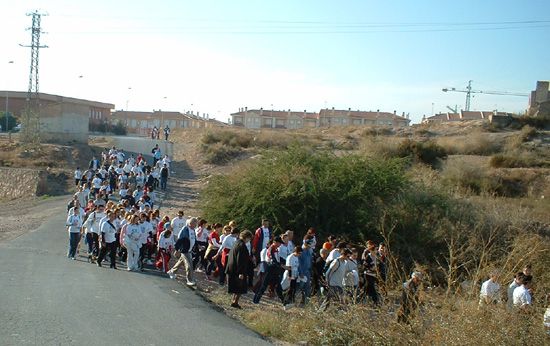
[65,148,549,330]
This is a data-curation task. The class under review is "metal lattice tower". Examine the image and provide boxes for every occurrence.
[20,11,48,144]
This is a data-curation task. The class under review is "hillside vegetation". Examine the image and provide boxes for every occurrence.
[172,120,550,345]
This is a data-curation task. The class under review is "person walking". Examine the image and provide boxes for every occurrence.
[283,246,302,309]
[226,230,254,309]
[297,237,314,304]
[253,236,285,305]
[213,225,236,285]
[320,248,352,310]
[66,207,82,259]
[156,223,175,273]
[168,217,197,286]
[205,223,222,279]
[124,215,142,271]
[83,204,106,263]
[479,270,501,307]
[193,219,209,271]
[252,219,272,264]
[160,164,169,191]
[97,211,118,269]
[164,125,170,141]
[397,271,423,324]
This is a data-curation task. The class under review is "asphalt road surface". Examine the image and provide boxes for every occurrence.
[0,202,270,346]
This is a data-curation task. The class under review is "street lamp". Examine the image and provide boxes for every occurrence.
[126,87,132,111]
[5,60,14,132]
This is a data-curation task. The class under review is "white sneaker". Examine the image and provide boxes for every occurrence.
[284,303,294,310]
[186,280,196,286]
[168,271,176,279]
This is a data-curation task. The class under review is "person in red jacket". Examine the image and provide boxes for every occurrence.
[252,219,271,264]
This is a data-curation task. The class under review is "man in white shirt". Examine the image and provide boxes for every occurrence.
[74,167,82,186]
[83,204,106,262]
[507,272,524,310]
[97,211,118,269]
[278,233,291,262]
[513,277,533,310]
[92,175,103,194]
[479,271,501,306]
[171,211,186,233]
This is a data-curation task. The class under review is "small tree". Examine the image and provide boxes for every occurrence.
[0,112,17,132]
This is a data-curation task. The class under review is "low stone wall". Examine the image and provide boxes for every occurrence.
[0,167,47,200]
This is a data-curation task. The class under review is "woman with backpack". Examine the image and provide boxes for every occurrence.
[320,248,352,310]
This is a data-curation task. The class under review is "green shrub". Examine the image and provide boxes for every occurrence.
[111,121,127,135]
[397,139,447,167]
[202,143,242,164]
[200,145,407,239]
[489,152,548,168]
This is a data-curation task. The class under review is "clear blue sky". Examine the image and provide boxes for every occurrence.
[1,0,549,123]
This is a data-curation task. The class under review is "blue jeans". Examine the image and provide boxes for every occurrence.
[298,273,312,303]
[160,177,167,190]
[68,232,81,258]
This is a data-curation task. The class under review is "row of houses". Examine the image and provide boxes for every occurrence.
[421,110,514,123]
[230,107,411,129]
[111,110,226,136]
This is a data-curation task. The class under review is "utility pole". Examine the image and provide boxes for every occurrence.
[465,80,472,111]
[20,10,48,144]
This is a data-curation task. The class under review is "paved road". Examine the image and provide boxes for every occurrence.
[0,204,269,346]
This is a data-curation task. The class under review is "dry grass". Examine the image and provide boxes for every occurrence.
[435,131,503,155]
[200,286,549,346]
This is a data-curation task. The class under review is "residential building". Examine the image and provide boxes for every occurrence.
[422,110,513,123]
[528,81,550,116]
[230,107,410,129]
[0,91,114,143]
[111,110,226,135]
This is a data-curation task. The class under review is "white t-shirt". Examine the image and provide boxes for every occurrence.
[125,224,141,243]
[92,177,102,189]
[85,211,106,234]
[544,308,550,335]
[100,219,117,243]
[158,231,175,250]
[68,206,85,220]
[171,217,186,233]
[513,285,532,308]
[74,191,87,207]
[139,221,153,245]
[326,249,340,263]
[479,279,500,304]
[66,214,83,233]
[507,280,520,309]
[217,235,237,254]
[195,226,209,242]
[74,169,82,180]
[279,243,290,261]
[286,253,300,279]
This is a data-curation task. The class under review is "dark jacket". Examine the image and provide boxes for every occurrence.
[226,239,252,275]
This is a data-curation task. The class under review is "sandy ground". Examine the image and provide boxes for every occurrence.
[0,195,69,243]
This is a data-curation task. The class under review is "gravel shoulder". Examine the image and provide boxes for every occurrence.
[0,195,70,244]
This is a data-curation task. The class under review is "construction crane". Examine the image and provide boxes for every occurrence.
[442,80,529,111]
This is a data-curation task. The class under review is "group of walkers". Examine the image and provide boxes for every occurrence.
[67,145,171,269]
[65,149,549,330]
[151,125,171,141]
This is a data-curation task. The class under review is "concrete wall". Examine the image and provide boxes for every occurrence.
[0,167,46,200]
[40,103,89,143]
[107,136,174,158]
